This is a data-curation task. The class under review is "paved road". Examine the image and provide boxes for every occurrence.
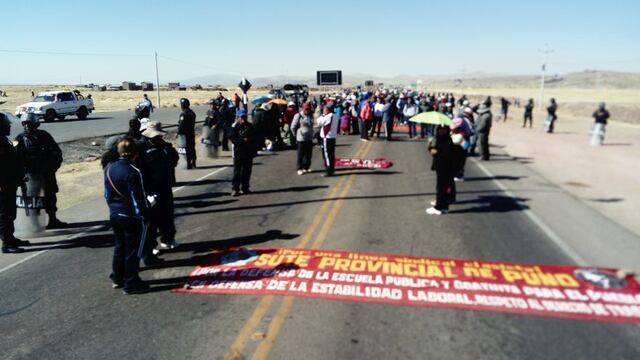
[6,106,210,143]
[1,132,639,359]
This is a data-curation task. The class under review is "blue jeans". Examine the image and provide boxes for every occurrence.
[110,214,143,289]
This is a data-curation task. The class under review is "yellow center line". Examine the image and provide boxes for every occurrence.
[222,141,370,360]
[249,141,374,360]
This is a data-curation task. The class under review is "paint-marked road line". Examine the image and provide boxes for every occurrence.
[0,224,104,275]
[472,159,587,266]
[223,141,371,360]
[0,251,46,275]
[222,172,347,360]
[172,166,229,193]
[249,141,373,360]
[0,166,231,276]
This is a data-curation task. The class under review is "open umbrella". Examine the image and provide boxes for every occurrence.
[251,95,273,105]
[268,98,288,105]
[409,111,453,126]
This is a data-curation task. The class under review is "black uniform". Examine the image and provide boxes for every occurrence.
[593,109,610,124]
[523,101,534,128]
[500,98,511,121]
[252,107,268,152]
[178,108,197,168]
[15,129,63,221]
[220,103,234,151]
[0,135,25,250]
[141,138,178,259]
[546,102,558,133]
[229,121,255,192]
[205,108,223,147]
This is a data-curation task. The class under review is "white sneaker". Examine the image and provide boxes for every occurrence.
[152,248,161,255]
[159,240,179,249]
[426,207,447,215]
[297,170,304,175]
[430,200,437,206]
[454,177,464,182]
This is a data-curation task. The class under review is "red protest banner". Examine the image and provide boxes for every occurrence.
[335,158,393,169]
[174,248,640,324]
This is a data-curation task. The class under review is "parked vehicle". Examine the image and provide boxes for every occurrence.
[15,90,95,122]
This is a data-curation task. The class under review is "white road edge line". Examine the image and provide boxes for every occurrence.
[472,159,588,266]
[0,166,229,275]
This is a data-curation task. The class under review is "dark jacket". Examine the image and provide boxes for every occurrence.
[178,109,196,138]
[432,135,454,174]
[547,103,558,119]
[593,109,610,124]
[524,102,534,115]
[229,121,255,159]
[15,129,63,175]
[0,136,24,189]
[252,108,268,139]
[142,140,178,195]
[104,158,149,218]
[205,109,223,128]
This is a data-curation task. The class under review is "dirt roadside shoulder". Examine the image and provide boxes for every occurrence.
[489,110,640,238]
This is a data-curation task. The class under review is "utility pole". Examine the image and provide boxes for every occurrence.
[155,51,161,107]
[538,44,554,110]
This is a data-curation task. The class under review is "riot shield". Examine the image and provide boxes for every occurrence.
[15,173,47,236]
[176,134,189,169]
[200,126,219,158]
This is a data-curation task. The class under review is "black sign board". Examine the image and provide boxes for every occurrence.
[238,78,252,93]
[316,71,342,86]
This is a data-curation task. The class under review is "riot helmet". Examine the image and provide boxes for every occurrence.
[180,98,190,109]
[21,112,40,132]
[0,113,11,136]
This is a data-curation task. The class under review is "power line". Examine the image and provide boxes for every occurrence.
[157,55,244,75]
[0,48,150,57]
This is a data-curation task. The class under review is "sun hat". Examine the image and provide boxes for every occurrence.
[142,121,166,138]
[139,118,150,131]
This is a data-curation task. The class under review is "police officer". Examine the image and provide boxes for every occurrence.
[0,113,31,253]
[104,137,149,294]
[140,121,179,264]
[205,100,223,147]
[178,98,197,169]
[220,98,235,151]
[15,113,67,229]
[229,109,255,197]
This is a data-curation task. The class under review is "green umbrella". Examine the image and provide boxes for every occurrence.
[409,111,453,126]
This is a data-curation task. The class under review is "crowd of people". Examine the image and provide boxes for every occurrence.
[0,87,613,294]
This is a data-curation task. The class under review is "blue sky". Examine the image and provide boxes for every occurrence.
[1,0,639,84]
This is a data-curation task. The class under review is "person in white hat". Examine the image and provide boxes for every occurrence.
[140,121,179,263]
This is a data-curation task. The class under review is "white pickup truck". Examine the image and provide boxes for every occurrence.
[15,90,95,122]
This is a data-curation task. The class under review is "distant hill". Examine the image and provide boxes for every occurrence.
[421,71,640,89]
[180,70,640,89]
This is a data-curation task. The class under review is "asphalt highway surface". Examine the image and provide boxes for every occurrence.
[1,132,639,359]
[6,106,210,142]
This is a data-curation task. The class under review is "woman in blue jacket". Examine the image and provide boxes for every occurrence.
[104,137,150,294]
